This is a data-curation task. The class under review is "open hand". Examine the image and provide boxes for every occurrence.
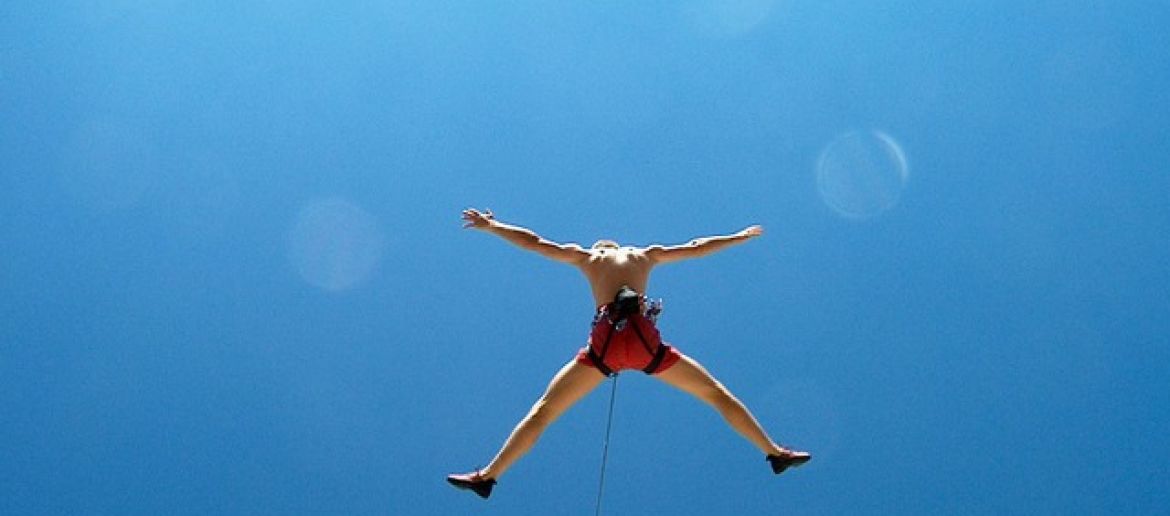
[461,208,495,229]
[740,225,764,238]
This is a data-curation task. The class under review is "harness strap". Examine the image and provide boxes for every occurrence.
[629,321,669,375]
[586,322,617,377]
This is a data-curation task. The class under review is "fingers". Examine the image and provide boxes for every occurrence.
[741,225,763,238]
[461,208,492,217]
[461,207,493,229]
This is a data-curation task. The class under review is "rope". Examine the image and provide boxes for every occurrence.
[594,374,619,516]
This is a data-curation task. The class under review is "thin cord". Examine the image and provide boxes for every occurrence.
[595,374,619,516]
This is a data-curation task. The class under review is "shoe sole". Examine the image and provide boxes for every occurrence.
[446,477,494,499]
[771,455,811,475]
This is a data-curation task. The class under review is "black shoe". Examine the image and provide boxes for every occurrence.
[767,449,811,475]
[446,471,497,499]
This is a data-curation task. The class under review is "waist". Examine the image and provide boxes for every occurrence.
[594,296,663,319]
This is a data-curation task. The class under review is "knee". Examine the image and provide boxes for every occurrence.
[698,382,736,409]
[525,398,557,428]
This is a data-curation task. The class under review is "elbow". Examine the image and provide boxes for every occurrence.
[519,235,544,251]
[687,241,710,255]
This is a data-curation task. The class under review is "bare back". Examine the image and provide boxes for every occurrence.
[577,246,656,306]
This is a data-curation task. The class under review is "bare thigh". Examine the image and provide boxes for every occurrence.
[654,353,727,402]
[532,359,608,418]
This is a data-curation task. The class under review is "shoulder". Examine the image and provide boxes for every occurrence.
[630,245,662,263]
[641,242,698,265]
[557,242,592,264]
[641,244,667,258]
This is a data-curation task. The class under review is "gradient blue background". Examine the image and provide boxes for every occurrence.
[3,1,1168,514]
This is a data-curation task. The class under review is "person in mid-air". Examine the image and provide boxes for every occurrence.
[447,208,810,499]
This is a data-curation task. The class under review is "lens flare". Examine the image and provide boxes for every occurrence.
[288,198,385,292]
[816,130,909,220]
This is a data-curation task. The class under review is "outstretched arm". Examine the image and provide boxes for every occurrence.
[462,208,590,265]
[645,225,763,265]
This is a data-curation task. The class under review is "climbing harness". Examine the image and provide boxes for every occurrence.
[584,285,669,377]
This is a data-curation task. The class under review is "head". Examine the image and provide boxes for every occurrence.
[591,239,619,250]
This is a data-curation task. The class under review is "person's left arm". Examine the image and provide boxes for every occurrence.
[644,225,763,265]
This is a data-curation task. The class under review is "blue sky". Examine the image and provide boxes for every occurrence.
[2,1,1168,514]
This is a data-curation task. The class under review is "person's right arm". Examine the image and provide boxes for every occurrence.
[644,225,763,265]
[462,208,590,265]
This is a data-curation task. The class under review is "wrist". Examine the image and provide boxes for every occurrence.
[481,219,508,234]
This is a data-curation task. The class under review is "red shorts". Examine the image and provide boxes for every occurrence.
[576,311,681,375]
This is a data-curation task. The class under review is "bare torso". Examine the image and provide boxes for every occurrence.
[577,247,655,307]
